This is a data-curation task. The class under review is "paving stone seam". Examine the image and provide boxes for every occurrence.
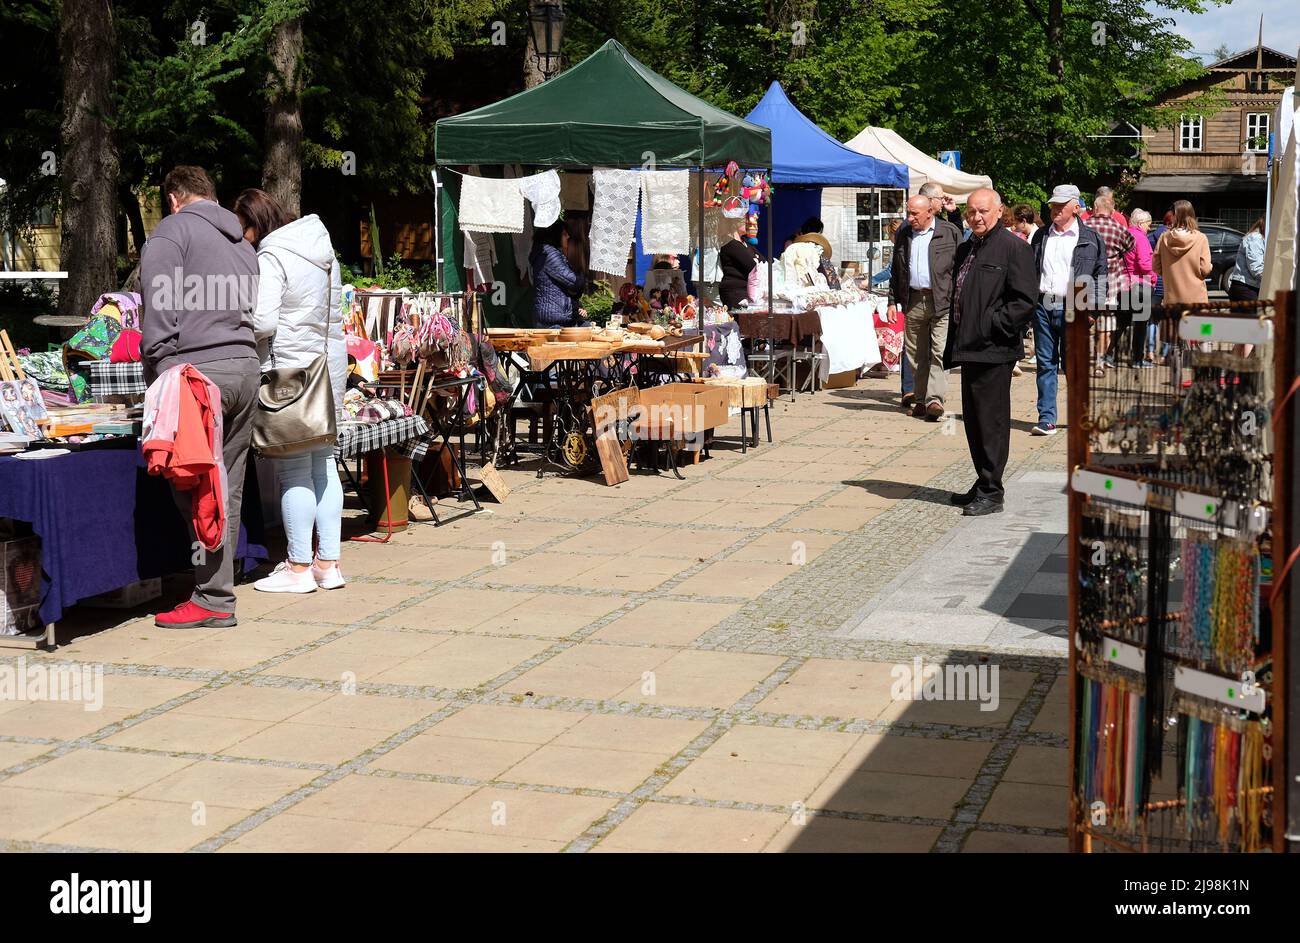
[932,670,1059,852]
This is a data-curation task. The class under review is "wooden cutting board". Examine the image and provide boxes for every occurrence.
[594,428,629,486]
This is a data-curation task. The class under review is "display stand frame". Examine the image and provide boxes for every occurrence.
[1065,291,1296,854]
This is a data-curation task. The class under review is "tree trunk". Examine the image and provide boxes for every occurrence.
[524,37,546,89]
[58,0,120,314]
[263,16,304,217]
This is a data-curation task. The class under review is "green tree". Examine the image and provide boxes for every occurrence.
[891,0,1216,204]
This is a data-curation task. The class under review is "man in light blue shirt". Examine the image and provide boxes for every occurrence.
[889,194,961,418]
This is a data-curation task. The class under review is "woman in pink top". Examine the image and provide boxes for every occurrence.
[1122,209,1157,365]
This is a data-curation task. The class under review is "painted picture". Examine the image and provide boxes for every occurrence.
[0,379,47,439]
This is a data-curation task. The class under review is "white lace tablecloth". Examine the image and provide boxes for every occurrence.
[813,297,887,379]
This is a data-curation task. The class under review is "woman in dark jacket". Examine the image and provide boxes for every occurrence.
[530,219,588,328]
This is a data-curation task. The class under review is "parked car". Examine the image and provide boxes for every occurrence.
[1199,223,1245,292]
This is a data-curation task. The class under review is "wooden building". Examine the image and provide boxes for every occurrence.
[1133,38,1295,232]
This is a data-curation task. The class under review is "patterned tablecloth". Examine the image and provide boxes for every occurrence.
[86,361,146,396]
[334,416,429,459]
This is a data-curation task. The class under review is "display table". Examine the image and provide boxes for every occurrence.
[0,450,266,648]
[334,416,433,535]
[735,298,886,384]
[813,298,885,379]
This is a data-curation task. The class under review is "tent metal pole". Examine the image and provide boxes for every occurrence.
[766,177,775,391]
[431,167,443,291]
[697,166,704,305]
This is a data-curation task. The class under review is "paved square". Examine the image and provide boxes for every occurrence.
[1,371,1070,852]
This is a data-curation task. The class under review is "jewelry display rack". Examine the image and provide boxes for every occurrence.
[1065,292,1296,853]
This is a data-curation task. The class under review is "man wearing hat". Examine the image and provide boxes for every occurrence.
[1028,185,1106,436]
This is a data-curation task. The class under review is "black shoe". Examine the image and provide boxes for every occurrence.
[950,487,978,506]
[963,496,1005,517]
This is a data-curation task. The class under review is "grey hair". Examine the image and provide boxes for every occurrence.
[1095,185,1114,197]
[1130,208,1152,227]
[918,182,944,199]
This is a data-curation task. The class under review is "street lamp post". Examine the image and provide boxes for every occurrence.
[528,0,566,82]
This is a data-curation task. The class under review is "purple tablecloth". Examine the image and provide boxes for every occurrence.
[0,449,266,626]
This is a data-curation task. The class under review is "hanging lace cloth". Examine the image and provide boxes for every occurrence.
[639,170,691,255]
[518,170,562,228]
[589,168,640,276]
[458,172,525,234]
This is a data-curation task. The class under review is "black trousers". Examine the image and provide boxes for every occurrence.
[960,359,1015,500]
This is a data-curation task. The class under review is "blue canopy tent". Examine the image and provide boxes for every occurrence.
[743,81,908,269]
[633,81,907,289]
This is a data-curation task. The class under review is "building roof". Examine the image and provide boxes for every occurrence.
[1205,45,1296,72]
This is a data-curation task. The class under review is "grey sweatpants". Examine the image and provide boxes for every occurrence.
[169,357,259,613]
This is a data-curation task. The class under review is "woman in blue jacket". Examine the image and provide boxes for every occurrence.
[530,220,589,328]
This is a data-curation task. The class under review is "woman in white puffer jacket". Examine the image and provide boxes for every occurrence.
[234,188,348,594]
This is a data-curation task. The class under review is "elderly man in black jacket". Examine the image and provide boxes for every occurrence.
[1028,184,1107,437]
[891,194,961,419]
[945,188,1038,516]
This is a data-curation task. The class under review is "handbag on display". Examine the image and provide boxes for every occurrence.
[252,300,337,457]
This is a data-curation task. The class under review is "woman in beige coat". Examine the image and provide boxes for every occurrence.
[1152,200,1211,305]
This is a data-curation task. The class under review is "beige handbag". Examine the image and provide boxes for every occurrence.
[252,301,337,458]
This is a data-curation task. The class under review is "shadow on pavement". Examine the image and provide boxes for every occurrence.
[772,645,1067,852]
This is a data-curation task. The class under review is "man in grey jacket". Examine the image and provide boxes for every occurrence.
[891,194,961,419]
[141,165,259,629]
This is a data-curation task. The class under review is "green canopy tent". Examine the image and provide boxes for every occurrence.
[433,39,773,309]
[436,39,771,169]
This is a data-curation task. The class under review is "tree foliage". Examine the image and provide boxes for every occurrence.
[0,0,1225,246]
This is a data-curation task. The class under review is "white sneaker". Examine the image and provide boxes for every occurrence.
[1031,423,1058,436]
[312,562,345,590]
[254,561,318,594]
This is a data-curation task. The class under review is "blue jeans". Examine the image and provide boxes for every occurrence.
[1032,302,1066,426]
[901,355,914,396]
[276,446,343,564]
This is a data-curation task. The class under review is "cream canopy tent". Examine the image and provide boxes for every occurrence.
[1260,83,1297,299]
[820,125,992,265]
[842,126,992,200]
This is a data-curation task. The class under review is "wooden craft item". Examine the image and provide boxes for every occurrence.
[594,429,629,485]
[477,461,511,503]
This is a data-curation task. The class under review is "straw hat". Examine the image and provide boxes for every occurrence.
[793,232,832,260]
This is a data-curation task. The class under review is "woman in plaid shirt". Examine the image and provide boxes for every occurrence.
[1083,192,1134,375]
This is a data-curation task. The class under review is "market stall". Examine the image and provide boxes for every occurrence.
[0,449,268,648]
[434,39,775,476]
[740,83,904,390]
[1064,291,1296,852]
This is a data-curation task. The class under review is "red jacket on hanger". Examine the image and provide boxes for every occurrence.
[141,364,227,551]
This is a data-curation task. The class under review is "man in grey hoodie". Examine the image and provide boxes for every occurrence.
[141,165,260,629]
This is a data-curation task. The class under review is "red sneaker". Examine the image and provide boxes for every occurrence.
[154,600,237,629]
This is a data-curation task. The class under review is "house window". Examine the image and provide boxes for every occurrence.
[1246,112,1270,153]
[851,188,905,249]
[1179,115,1203,152]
